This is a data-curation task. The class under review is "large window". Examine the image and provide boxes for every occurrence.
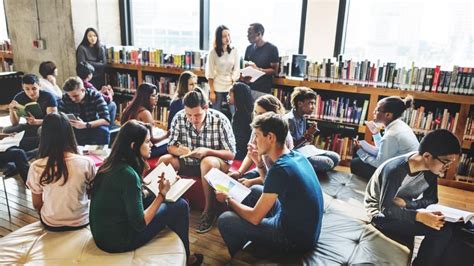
[209,0,302,56]
[131,0,200,52]
[0,0,8,41]
[343,0,473,69]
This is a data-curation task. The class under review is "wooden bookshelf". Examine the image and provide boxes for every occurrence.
[107,63,474,191]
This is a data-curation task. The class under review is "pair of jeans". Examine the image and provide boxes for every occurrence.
[372,216,454,266]
[307,150,341,171]
[107,101,117,128]
[212,91,235,115]
[128,198,191,258]
[0,147,29,183]
[218,185,298,257]
[74,125,110,146]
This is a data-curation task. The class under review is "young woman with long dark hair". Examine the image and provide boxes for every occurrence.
[89,120,202,265]
[27,112,96,231]
[76,27,107,88]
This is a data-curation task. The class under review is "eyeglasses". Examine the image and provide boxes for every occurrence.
[434,156,454,168]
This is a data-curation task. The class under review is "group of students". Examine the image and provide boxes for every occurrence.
[0,23,466,265]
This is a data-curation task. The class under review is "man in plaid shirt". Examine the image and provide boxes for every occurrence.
[159,88,236,233]
[59,77,110,145]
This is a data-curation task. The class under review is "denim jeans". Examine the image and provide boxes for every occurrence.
[308,150,341,171]
[372,216,454,266]
[212,91,235,115]
[128,198,191,258]
[350,156,377,180]
[107,101,117,128]
[74,125,110,146]
[218,185,299,257]
[0,147,29,183]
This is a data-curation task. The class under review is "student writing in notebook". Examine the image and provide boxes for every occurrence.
[365,129,461,266]
[351,95,419,179]
[158,88,236,234]
[89,120,203,265]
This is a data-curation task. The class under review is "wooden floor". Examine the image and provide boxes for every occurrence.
[1,168,473,265]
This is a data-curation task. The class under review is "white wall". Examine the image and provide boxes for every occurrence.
[304,0,339,61]
[71,0,121,47]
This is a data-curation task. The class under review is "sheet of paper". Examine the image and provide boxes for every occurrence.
[240,66,265,83]
[0,131,25,152]
[205,168,251,203]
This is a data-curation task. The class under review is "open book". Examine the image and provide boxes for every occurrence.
[418,204,474,223]
[240,66,265,83]
[295,145,327,157]
[360,140,378,156]
[152,127,169,147]
[144,162,195,202]
[204,168,251,203]
[16,102,42,118]
[0,131,25,152]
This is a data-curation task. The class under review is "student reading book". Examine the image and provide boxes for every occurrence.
[418,204,474,223]
[15,102,43,118]
[144,162,195,202]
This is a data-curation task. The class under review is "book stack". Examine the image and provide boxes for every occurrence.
[401,106,459,135]
[310,96,369,126]
[107,46,206,70]
[279,55,473,95]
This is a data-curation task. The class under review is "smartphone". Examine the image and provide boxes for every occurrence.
[66,113,79,121]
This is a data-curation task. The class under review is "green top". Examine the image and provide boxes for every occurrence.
[90,162,146,252]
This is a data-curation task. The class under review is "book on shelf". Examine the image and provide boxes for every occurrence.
[144,162,196,202]
[308,95,368,126]
[457,153,473,182]
[313,133,355,161]
[417,204,474,223]
[463,115,474,141]
[0,131,24,152]
[15,102,42,118]
[204,168,251,203]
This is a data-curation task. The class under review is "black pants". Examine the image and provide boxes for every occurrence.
[372,216,454,266]
[0,148,29,183]
[350,157,377,180]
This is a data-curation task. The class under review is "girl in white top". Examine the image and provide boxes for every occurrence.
[38,61,63,99]
[27,112,96,231]
[206,25,240,113]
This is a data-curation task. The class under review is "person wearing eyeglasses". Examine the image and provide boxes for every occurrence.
[351,95,419,179]
[364,129,461,266]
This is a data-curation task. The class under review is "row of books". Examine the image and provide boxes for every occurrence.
[106,72,138,93]
[1,60,13,72]
[463,116,474,141]
[310,96,369,126]
[313,134,354,161]
[279,55,473,95]
[401,106,459,135]
[152,106,170,127]
[0,40,12,52]
[457,153,473,183]
[144,75,177,96]
[106,46,206,70]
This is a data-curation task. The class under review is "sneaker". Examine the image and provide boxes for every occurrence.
[195,212,216,233]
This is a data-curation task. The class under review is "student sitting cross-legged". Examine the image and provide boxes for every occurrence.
[217,113,324,257]
[59,77,110,145]
[27,113,96,231]
[158,88,236,234]
[364,129,461,266]
[89,120,203,265]
[283,87,340,171]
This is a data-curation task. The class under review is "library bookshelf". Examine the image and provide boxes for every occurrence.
[107,63,474,191]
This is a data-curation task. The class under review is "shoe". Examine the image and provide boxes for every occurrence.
[189,253,203,266]
[3,164,18,177]
[195,212,216,233]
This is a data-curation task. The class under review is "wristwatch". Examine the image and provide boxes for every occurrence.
[86,122,91,129]
[225,195,233,207]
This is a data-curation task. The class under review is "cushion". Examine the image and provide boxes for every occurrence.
[0,222,186,265]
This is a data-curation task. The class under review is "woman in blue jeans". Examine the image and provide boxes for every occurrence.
[89,120,203,265]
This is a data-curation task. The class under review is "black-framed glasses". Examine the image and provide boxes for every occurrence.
[434,156,454,167]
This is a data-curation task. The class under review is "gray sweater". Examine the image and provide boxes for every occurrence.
[364,152,438,223]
